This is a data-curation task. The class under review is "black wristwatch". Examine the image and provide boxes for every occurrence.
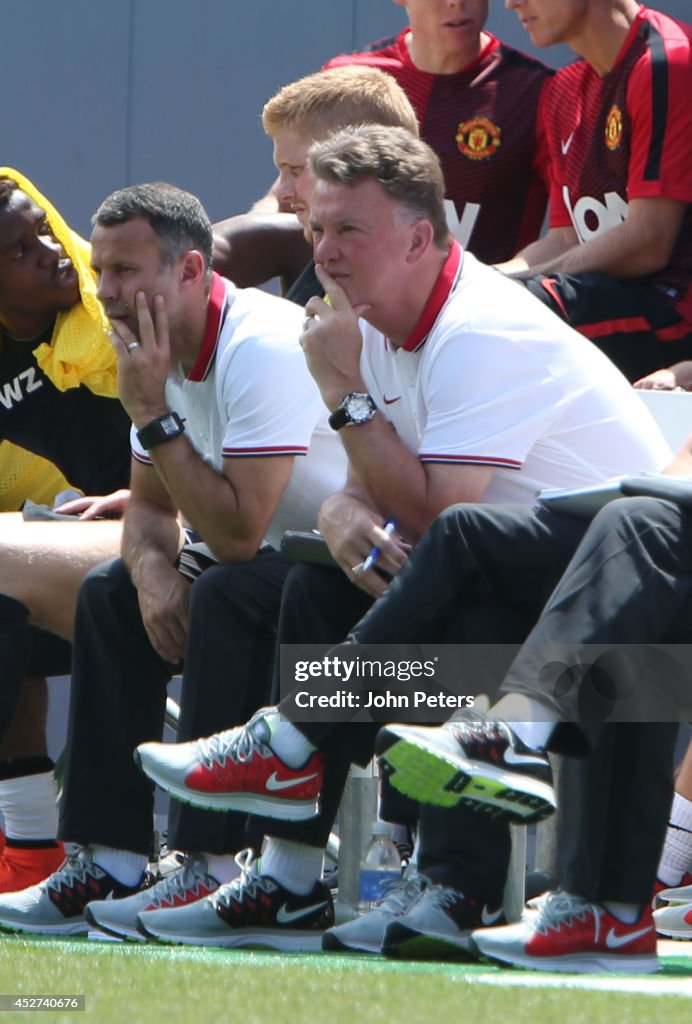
[328,392,377,431]
[136,411,186,450]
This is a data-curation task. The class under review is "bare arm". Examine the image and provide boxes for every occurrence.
[634,361,692,392]
[144,440,295,564]
[121,457,188,663]
[113,292,296,564]
[495,226,577,276]
[301,268,493,544]
[323,417,491,543]
[498,198,688,280]
[212,212,311,291]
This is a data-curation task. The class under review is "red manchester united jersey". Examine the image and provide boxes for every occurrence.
[324,31,552,264]
[544,6,692,322]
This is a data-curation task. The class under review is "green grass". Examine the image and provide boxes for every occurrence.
[0,939,689,1024]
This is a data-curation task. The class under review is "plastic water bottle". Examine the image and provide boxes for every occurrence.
[357,821,401,913]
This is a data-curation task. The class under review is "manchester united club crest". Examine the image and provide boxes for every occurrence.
[605,104,623,151]
[456,116,502,161]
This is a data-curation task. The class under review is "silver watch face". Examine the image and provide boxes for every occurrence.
[345,394,374,423]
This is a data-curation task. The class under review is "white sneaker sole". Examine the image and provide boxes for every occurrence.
[135,751,319,821]
[138,920,326,951]
[0,916,88,936]
[475,944,659,974]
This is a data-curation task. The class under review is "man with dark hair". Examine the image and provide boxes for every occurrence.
[0,181,344,939]
[0,169,131,893]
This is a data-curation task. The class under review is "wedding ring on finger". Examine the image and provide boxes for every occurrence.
[351,561,365,576]
[302,314,318,331]
[127,341,141,352]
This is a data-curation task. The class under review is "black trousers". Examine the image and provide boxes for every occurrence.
[498,496,690,902]
[58,549,292,856]
[268,503,589,900]
[557,723,677,904]
[524,271,692,383]
[0,595,72,740]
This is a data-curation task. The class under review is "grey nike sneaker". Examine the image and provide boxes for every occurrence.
[85,852,220,941]
[383,883,503,960]
[0,847,141,936]
[323,871,427,954]
[137,848,333,951]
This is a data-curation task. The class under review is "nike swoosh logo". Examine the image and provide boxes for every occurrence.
[605,924,654,949]
[561,132,575,156]
[276,901,328,924]
[481,905,504,926]
[266,771,318,792]
[383,395,401,405]
[503,746,548,768]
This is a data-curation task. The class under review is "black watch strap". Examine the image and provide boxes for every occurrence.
[136,412,186,450]
[328,392,377,431]
[328,404,353,431]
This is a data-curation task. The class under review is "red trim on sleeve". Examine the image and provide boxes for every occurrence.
[222,446,309,458]
[419,453,522,469]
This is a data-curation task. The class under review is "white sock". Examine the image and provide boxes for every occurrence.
[265,710,317,768]
[509,720,555,751]
[91,845,147,886]
[657,792,692,885]
[0,771,58,842]
[259,838,324,895]
[203,852,241,885]
[492,694,557,750]
[603,900,641,925]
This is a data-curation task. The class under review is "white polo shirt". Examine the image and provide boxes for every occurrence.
[359,245,672,502]
[131,274,346,548]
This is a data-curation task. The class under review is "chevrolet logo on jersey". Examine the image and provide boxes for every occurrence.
[456,117,502,162]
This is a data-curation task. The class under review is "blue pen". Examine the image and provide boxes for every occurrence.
[362,518,398,573]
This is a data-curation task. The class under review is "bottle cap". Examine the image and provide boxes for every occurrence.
[370,820,394,837]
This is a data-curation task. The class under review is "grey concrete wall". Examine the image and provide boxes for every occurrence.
[3,2,689,236]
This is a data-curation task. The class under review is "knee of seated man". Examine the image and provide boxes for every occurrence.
[595,494,684,536]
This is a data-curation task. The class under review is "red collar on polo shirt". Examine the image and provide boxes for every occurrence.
[186,271,228,382]
[401,241,463,353]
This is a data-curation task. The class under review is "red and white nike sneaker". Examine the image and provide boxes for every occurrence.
[135,708,323,820]
[653,896,692,940]
[472,890,659,973]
